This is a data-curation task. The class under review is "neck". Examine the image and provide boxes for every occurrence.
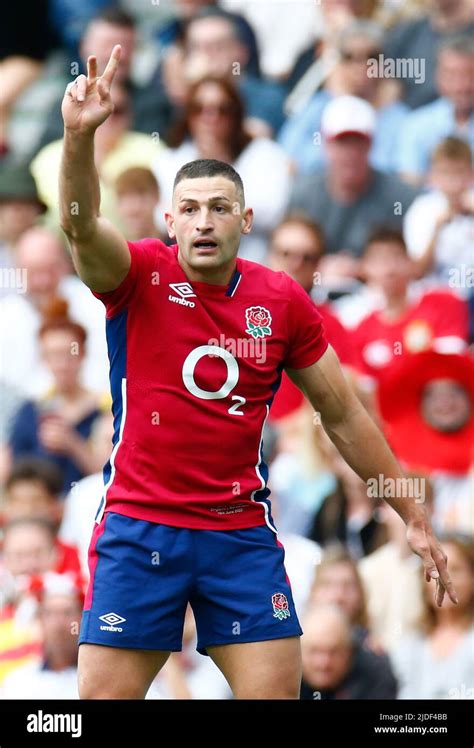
[454,106,472,125]
[197,139,233,164]
[44,651,76,672]
[381,291,408,319]
[55,383,83,399]
[131,222,158,241]
[328,171,371,202]
[434,607,469,628]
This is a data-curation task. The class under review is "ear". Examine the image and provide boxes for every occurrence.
[164,211,176,239]
[241,207,253,236]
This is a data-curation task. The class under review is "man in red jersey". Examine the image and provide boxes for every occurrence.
[59,45,457,700]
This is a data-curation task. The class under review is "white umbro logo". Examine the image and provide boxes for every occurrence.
[99,612,126,632]
[169,282,196,298]
[168,282,196,308]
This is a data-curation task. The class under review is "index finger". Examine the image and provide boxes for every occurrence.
[101,44,122,85]
[433,550,458,606]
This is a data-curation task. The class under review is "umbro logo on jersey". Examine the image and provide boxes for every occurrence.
[168,282,196,308]
[99,612,126,632]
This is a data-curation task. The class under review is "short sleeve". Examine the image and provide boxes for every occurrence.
[284,277,329,369]
[91,238,160,318]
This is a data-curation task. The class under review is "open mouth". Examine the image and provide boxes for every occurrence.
[193,238,218,250]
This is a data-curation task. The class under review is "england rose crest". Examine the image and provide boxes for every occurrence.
[245,306,272,339]
[272,592,290,620]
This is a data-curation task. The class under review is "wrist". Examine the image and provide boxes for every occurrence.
[404,502,428,527]
[64,126,95,142]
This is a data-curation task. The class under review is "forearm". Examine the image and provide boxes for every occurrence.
[324,399,424,524]
[59,129,100,238]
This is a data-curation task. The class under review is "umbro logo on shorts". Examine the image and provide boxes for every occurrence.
[99,612,126,632]
[168,282,196,308]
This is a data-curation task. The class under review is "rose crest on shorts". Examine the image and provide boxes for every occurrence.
[272,592,290,620]
[245,306,272,339]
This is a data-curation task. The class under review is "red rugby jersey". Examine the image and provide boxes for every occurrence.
[93,239,328,531]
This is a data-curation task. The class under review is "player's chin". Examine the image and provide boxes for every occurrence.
[190,248,222,264]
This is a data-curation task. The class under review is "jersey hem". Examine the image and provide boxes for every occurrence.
[104,504,270,531]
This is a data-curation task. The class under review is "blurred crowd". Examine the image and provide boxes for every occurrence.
[0,0,473,700]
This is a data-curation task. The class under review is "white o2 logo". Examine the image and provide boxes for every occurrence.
[182,345,246,415]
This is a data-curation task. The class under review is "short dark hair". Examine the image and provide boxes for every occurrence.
[272,213,325,254]
[439,33,474,57]
[5,458,63,498]
[173,159,245,204]
[364,225,407,255]
[92,7,135,29]
[190,7,243,44]
[432,136,472,165]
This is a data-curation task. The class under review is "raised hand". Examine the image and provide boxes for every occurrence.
[61,45,122,134]
[406,517,458,607]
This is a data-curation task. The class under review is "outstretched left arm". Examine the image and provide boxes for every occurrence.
[286,345,458,607]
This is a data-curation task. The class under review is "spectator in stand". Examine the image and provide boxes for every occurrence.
[377,351,474,536]
[0,2,58,156]
[300,604,397,699]
[0,162,46,292]
[0,227,109,399]
[157,1,260,76]
[384,0,474,109]
[390,536,474,699]
[266,214,357,422]
[7,301,106,494]
[166,8,286,137]
[286,0,381,101]
[353,228,469,383]
[35,7,175,153]
[31,82,163,233]
[403,137,474,294]
[359,493,430,653]
[395,34,474,184]
[308,429,388,559]
[289,96,419,263]
[152,76,292,264]
[2,458,64,526]
[115,167,166,243]
[59,411,114,577]
[1,516,81,580]
[1,572,83,699]
[308,545,372,646]
[221,0,321,81]
[279,20,408,175]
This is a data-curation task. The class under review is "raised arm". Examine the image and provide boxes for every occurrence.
[286,345,458,607]
[59,45,130,292]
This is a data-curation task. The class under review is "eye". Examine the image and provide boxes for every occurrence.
[213,205,226,213]
[184,207,195,214]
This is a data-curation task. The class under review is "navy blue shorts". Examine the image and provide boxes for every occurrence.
[79,512,302,654]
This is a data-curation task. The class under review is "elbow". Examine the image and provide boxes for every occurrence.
[60,216,96,242]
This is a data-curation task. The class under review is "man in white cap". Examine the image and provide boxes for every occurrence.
[289,95,419,258]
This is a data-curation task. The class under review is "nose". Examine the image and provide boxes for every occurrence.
[195,208,214,233]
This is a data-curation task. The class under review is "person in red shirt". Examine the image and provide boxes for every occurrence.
[266,214,357,421]
[353,226,469,382]
[58,45,456,700]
